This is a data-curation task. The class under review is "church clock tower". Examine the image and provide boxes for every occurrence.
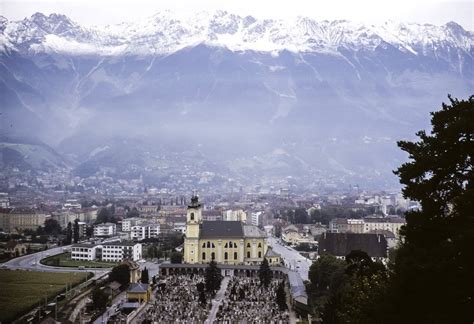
[184,192,202,264]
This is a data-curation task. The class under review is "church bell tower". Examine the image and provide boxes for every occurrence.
[184,191,202,264]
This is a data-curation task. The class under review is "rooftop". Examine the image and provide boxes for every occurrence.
[200,221,244,238]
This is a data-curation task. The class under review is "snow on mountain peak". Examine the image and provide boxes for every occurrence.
[0,10,472,56]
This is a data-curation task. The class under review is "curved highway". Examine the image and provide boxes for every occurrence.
[2,245,110,275]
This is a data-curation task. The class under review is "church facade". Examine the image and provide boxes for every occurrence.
[183,195,268,265]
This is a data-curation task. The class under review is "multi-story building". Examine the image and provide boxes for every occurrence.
[94,223,117,237]
[250,211,263,226]
[0,208,50,232]
[71,241,142,262]
[101,242,142,262]
[223,209,247,222]
[121,218,143,232]
[329,217,405,238]
[130,223,161,240]
[71,243,99,261]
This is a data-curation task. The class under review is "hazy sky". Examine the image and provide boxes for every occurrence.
[1,0,473,29]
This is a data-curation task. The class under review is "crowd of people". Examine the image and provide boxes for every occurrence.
[143,274,211,323]
[215,277,290,323]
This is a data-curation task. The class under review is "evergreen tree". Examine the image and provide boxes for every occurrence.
[205,260,222,296]
[65,222,72,244]
[109,264,131,289]
[258,258,272,288]
[73,219,80,243]
[276,281,287,310]
[92,287,109,310]
[391,95,474,323]
[170,252,183,264]
[141,267,149,283]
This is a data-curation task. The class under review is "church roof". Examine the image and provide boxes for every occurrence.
[265,247,280,258]
[200,221,243,238]
[242,225,267,238]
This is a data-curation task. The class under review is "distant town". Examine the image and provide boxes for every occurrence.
[0,174,416,322]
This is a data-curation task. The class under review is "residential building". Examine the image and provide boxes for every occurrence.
[250,211,263,226]
[101,242,142,262]
[0,208,50,232]
[223,209,247,222]
[94,223,117,237]
[121,218,143,232]
[130,223,161,240]
[71,243,99,261]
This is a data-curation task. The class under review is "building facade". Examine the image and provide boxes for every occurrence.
[94,223,117,237]
[183,195,267,265]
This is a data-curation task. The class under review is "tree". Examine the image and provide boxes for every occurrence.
[65,222,72,245]
[276,281,287,310]
[73,219,80,243]
[109,264,131,289]
[196,282,206,305]
[205,260,222,296]
[43,219,61,236]
[141,267,149,283]
[126,207,139,218]
[390,95,474,323]
[92,287,109,310]
[96,208,111,224]
[170,252,183,264]
[258,258,272,288]
[307,254,346,318]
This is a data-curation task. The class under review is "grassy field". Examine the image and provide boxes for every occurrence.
[0,270,89,323]
[41,252,117,268]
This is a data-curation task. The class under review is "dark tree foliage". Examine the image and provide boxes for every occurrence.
[126,207,139,218]
[258,258,272,288]
[196,282,206,304]
[65,222,72,244]
[96,207,116,224]
[276,281,287,310]
[43,219,61,236]
[205,260,222,296]
[141,267,149,283]
[391,95,474,323]
[92,287,109,310]
[109,264,130,289]
[73,219,80,243]
[345,250,386,278]
[170,252,183,264]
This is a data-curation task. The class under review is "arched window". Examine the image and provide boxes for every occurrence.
[190,212,194,220]
[258,242,262,248]
[224,243,228,248]
[258,251,262,258]
[229,241,233,248]
[247,251,250,258]
[224,252,228,260]
[211,252,215,260]
[202,242,206,248]
[207,241,211,248]
[234,242,237,248]
[247,242,251,248]
[234,252,238,260]
[212,243,215,248]
[202,252,206,260]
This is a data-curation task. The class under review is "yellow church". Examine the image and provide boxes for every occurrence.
[184,194,268,265]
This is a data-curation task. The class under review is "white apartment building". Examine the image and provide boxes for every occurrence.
[121,218,143,232]
[329,217,406,238]
[130,223,160,240]
[71,241,142,262]
[94,223,117,237]
[71,243,98,261]
[173,222,186,234]
[101,242,142,262]
[251,211,263,226]
[223,209,247,222]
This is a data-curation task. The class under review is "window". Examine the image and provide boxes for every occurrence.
[224,252,228,260]
[224,243,228,248]
[202,242,206,248]
[207,241,210,248]
[234,252,238,260]
[202,252,206,260]
[258,242,262,248]
[190,212,194,220]
[247,243,251,248]
[258,251,262,258]
[211,252,215,260]
[247,251,250,258]
[212,243,215,248]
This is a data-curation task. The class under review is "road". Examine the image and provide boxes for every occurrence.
[2,245,109,275]
[267,236,312,281]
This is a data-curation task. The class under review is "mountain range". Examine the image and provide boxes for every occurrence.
[1,11,473,190]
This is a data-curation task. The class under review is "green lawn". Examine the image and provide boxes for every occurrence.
[0,270,89,323]
[41,252,117,268]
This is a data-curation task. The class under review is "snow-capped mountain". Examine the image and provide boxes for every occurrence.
[1,11,473,189]
[1,11,472,57]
